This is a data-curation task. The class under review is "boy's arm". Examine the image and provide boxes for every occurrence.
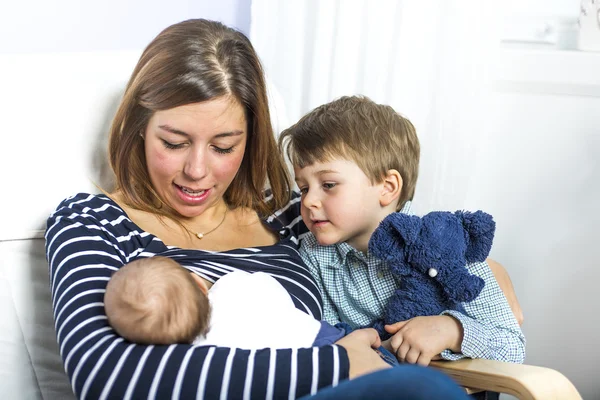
[299,239,342,325]
[439,260,526,363]
[487,258,524,325]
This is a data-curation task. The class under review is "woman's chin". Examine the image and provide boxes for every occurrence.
[174,205,207,219]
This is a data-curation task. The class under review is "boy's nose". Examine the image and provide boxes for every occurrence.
[302,190,321,209]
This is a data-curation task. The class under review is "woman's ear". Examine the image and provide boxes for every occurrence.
[379,169,402,207]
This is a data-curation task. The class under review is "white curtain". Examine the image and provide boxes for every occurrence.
[251,0,501,214]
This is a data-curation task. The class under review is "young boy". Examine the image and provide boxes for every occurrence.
[104,256,351,349]
[278,95,525,366]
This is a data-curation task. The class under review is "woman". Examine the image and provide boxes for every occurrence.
[46,19,503,399]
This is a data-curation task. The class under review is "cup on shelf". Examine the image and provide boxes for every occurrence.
[554,17,579,50]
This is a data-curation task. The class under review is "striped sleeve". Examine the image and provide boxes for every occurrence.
[268,191,309,244]
[45,193,349,399]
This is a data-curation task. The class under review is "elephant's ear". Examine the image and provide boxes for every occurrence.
[368,213,422,275]
[455,210,496,263]
[384,213,422,246]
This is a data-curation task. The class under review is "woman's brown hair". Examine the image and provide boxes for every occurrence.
[108,19,291,220]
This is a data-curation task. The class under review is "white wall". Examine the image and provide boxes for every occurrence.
[0,0,251,240]
[0,0,251,53]
[503,0,581,17]
[464,48,600,399]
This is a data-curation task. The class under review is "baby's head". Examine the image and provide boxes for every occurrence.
[279,96,420,252]
[104,256,210,345]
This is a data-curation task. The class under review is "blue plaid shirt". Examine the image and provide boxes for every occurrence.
[300,202,526,363]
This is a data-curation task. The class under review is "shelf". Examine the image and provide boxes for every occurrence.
[492,47,600,97]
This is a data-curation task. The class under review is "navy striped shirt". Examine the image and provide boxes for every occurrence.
[45,193,349,400]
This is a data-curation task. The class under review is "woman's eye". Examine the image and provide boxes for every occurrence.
[213,146,235,154]
[161,140,185,150]
[323,182,337,190]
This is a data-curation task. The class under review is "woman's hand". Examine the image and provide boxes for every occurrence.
[384,315,463,366]
[335,328,391,379]
[487,258,524,325]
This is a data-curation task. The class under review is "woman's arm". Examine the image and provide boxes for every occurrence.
[334,329,391,379]
[46,194,350,399]
[486,258,524,326]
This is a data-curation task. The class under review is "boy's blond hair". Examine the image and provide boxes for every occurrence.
[104,256,210,345]
[279,96,420,210]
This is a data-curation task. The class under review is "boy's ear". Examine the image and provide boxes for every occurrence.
[379,169,402,207]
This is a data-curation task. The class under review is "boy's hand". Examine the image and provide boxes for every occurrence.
[384,315,464,366]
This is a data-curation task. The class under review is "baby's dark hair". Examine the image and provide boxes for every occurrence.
[279,95,420,210]
[104,256,210,345]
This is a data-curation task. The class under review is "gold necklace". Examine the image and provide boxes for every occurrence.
[184,207,228,240]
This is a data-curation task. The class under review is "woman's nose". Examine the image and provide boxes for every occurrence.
[183,148,208,180]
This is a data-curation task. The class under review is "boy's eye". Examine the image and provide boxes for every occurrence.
[162,140,185,150]
[213,145,235,154]
[323,182,337,190]
[298,187,308,195]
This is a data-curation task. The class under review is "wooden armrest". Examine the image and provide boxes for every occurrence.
[430,359,581,400]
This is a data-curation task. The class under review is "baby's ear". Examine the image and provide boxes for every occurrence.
[190,273,210,295]
[379,169,403,207]
[455,210,496,263]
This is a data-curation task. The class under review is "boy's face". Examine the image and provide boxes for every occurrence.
[294,159,387,253]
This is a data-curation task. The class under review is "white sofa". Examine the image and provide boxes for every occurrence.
[0,50,143,400]
[0,238,74,399]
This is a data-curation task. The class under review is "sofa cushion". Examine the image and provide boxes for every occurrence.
[0,239,73,399]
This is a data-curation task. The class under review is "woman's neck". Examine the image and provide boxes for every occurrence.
[109,191,278,251]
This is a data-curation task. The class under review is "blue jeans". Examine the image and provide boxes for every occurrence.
[376,346,401,366]
[300,365,470,400]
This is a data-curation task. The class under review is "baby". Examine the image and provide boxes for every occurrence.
[104,256,211,345]
[104,256,347,349]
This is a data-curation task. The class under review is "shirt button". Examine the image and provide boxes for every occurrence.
[279,227,291,238]
[377,271,384,279]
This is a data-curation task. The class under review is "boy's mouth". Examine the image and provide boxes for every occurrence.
[312,219,330,227]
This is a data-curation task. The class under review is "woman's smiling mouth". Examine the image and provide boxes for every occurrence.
[175,184,211,203]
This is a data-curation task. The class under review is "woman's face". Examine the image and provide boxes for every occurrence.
[143,96,247,218]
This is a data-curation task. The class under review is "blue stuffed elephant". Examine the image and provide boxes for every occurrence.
[368,210,495,339]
